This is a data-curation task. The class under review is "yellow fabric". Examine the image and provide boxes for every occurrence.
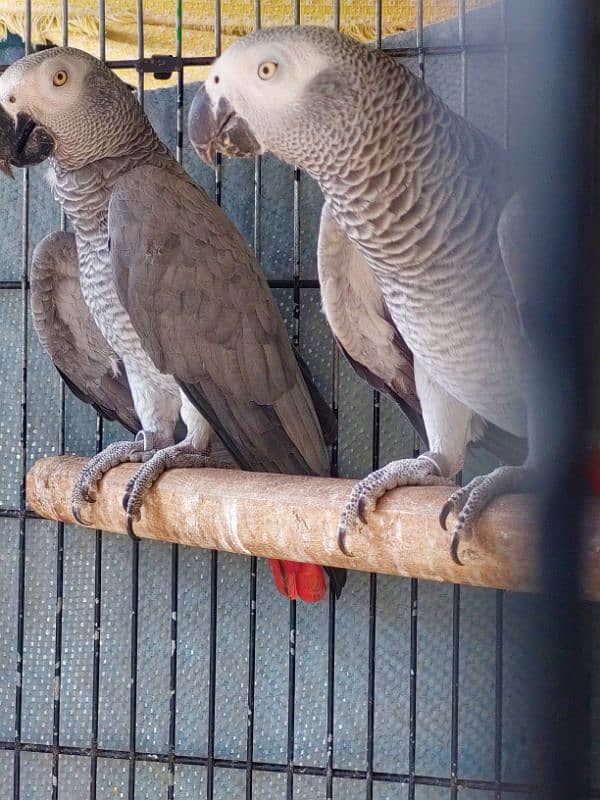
[1,0,492,88]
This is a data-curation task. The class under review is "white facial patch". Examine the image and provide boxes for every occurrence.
[205,37,331,122]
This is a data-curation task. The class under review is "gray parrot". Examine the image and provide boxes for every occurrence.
[0,46,345,602]
[188,25,534,563]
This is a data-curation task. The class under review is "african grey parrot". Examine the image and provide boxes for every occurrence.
[187,25,534,564]
[0,46,345,602]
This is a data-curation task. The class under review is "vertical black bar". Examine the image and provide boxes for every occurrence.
[214,155,222,205]
[452,9,466,799]
[288,7,301,798]
[365,576,376,800]
[368,0,381,757]
[52,526,64,800]
[325,589,336,800]
[292,165,301,349]
[206,6,221,793]
[175,0,184,166]
[407,579,418,800]
[253,156,261,258]
[136,0,144,104]
[416,0,425,80]
[246,5,261,796]
[408,435,421,798]
[127,7,145,797]
[330,340,340,478]
[450,586,460,799]
[89,7,106,796]
[292,0,301,350]
[167,6,184,797]
[98,0,105,60]
[128,543,139,800]
[52,429,65,800]
[61,0,68,45]
[327,3,340,783]
[245,557,257,800]
[252,0,262,273]
[13,8,31,800]
[495,6,508,798]
[167,545,178,800]
[329,0,342,484]
[89,426,104,800]
[213,0,222,206]
[494,591,503,800]
[207,6,221,795]
[206,551,218,800]
[371,392,380,475]
[371,0,382,481]
[51,8,69,798]
[500,0,509,150]
[286,601,296,800]
[458,0,466,116]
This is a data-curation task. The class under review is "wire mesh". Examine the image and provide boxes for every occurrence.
[0,1,596,799]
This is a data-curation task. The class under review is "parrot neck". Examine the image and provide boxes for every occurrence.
[50,126,170,244]
[306,65,508,278]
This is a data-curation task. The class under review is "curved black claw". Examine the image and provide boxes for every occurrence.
[337,527,354,558]
[126,513,140,541]
[357,496,370,526]
[439,499,454,532]
[72,503,85,526]
[449,529,464,566]
[122,476,136,512]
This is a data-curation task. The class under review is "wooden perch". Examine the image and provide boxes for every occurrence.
[26,456,600,598]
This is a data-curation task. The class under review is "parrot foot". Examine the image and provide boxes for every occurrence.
[122,442,234,538]
[440,465,537,565]
[71,434,154,526]
[337,454,453,556]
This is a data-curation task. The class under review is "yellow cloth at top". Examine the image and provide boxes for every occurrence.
[1,0,491,88]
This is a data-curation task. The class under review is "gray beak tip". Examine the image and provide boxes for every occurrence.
[191,139,216,168]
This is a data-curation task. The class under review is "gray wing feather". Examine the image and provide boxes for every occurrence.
[109,164,329,475]
[318,204,528,463]
[318,205,427,443]
[31,231,139,433]
[497,191,534,338]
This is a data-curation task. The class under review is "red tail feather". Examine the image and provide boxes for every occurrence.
[269,559,327,603]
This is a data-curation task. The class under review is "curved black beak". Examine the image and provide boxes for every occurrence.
[0,108,55,178]
[188,83,261,166]
[12,112,55,167]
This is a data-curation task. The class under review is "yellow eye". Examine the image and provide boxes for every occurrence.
[258,61,278,81]
[52,70,68,87]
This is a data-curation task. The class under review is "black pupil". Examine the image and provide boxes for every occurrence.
[263,65,269,74]
[214,75,219,83]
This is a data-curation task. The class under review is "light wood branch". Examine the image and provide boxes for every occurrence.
[26,456,600,598]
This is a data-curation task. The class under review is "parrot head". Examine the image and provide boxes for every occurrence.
[0,47,145,171]
[188,26,368,175]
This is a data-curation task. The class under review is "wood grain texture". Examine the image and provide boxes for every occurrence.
[26,455,600,598]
